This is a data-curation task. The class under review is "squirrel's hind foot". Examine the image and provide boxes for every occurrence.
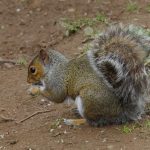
[64,118,86,126]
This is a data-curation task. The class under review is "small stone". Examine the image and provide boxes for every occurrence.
[29,10,33,14]
[64,130,67,134]
[115,139,121,142]
[102,138,107,143]
[0,146,4,149]
[61,139,64,143]
[50,129,54,132]
[36,8,41,12]
[0,25,4,29]
[0,134,4,139]
[9,140,18,145]
[84,12,87,16]
[19,20,26,25]
[41,99,45,102]
[87,0,92,3]
[84,27,94,36]
[47,103,51,106]
[9,51,13,55]
[100,130,105,133]
[107,145,114,149]
[16,8,21,12]
[68,8,75,12]
[44,12,48,16]
[40,25,44,29]
[4,63,14,68]
[18,32,24,37]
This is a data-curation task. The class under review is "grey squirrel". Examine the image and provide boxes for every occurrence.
[27,24,150,126]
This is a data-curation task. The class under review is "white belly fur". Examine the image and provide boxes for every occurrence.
[75,96,84,118]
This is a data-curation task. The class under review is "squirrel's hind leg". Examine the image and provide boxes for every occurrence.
[63,114,132,127]
[64,96,87,126]
[86,113,132,127]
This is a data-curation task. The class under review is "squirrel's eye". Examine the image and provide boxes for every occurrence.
[30,66,36,74]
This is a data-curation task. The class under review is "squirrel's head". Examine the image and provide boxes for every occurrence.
[27,49,68,84]
[27,49,50,84]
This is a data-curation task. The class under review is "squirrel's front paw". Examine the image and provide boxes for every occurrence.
[28,85,40,96]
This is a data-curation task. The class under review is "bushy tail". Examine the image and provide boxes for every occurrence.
[87,24,149,120]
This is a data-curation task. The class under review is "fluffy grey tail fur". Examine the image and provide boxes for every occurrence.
[87,24,149,121]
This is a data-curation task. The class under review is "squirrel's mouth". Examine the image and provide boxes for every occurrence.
[33,80,43,86]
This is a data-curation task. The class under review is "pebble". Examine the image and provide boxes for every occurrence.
[4,63,14,68]
[84,26,94,36]
[41,99,46,102]
[44,12,48,16]
[100,130,105,134]
[0,146,5,150]
[64,130,67,134]
[87,0,91,3]
[61,139,64,143]
[0,25,4,29]
[9,140,18,145]
[36,8,41,12]
[0,134,4,139]
[50,129,54,132]
[68,8,75,12]
[102,138,107,143]
[107,145,114,149]
[16,8,21,12]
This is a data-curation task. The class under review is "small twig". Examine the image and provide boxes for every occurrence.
[17,109,55,123]
[0,115,15,123]
[0,59,16,65]
[51,132,62,137]
[82,37,93,44]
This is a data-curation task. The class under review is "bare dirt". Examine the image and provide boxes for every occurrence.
[1,0,150,150]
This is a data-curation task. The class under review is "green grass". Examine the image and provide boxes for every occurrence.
[126,1,138,13]
[122,125,133,133]
[82,44,91,53]
[60,13,107,36]
[146,4,150,13]
[121,123,142,134]
[50,118,63,129]
[95,13,107,22]
[120,120,150,134]
[17,57,27,66]
[145,120,150,128]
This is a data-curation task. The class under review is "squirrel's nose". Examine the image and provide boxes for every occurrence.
[27,77,32,83]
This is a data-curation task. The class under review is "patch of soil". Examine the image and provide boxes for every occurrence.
[0,0,150,150]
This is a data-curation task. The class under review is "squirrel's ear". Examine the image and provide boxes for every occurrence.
[39,49,49,65]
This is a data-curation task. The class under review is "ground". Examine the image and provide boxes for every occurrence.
[0,0,150,150]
